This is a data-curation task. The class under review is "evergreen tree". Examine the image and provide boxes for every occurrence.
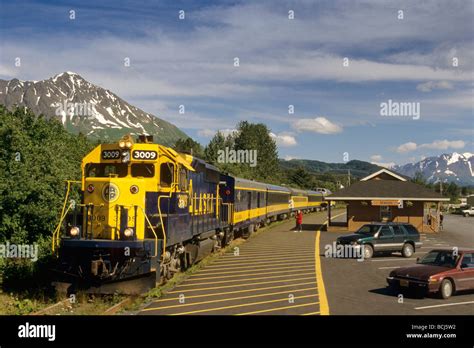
[173,137,204,158]
[204,131,226,165]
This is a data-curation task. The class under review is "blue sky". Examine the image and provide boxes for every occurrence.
[0,0,473,166]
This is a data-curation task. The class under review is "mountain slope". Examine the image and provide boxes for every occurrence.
[393,152,474,186]
[280,159,382,178]
[0,72,187,145]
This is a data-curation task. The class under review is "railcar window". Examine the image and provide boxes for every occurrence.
[131,163,155,178]
[160,163,174,187]
[86,164,128,177]
[309,195,323,202]
[268,192,289,205]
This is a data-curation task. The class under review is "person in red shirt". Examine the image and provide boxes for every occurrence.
[294,210,303,232]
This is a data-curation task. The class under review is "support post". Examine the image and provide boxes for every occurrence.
[328,201,332,227]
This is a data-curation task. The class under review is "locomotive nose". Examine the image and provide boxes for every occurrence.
[83,177,145,239]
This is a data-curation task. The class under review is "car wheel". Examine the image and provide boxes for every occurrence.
[402,243,414,258]
[362,244,374,259]
[464,213,469,217]
[439,279,454,299]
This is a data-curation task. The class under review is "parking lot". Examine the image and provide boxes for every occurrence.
[321,213,474,315]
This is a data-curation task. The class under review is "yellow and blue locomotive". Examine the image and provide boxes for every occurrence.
[52,134,330,294]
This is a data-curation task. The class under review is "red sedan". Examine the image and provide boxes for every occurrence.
[387,249,474,299]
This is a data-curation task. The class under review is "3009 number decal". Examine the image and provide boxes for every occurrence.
[102,150,120,159]
[132,150,157,160]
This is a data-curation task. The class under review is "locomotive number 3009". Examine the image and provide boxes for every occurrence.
[132,150,157,160]
[102,150,120,159]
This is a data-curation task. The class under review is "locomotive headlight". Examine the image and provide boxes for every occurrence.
[125,141,132,148]
[119,140,126,148]
[123,228,134,238]
[70,226,80,237]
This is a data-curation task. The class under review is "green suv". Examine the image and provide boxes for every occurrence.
[336,223,422,259]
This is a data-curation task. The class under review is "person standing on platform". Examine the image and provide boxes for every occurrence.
[294,210,303,232]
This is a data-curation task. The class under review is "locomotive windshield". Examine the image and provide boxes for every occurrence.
[86,163,156,178]
[86,163,128,177]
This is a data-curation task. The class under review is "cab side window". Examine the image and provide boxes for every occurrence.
[379,226,393,237]
[160,163,174,187]
[179,167,188,191]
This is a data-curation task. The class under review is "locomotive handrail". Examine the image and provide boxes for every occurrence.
[138,206,159,258]
[52,180,81,253]
[157,182,178,261]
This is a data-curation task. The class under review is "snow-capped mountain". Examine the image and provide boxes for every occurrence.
[0,72,187,145]
[394,152,474,186]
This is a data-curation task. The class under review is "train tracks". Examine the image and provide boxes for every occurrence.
[139,210,338,315]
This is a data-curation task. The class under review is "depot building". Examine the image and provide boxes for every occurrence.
[326,168,450,233]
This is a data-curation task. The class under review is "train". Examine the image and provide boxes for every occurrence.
[52,134,334,294]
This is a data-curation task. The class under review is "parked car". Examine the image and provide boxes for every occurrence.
[461,206,474,217]
[336,222,422,258]
[387,249,474,299]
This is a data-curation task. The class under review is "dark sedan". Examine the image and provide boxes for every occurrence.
[387,249,474,298]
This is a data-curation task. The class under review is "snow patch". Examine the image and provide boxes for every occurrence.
[447,152,462,166]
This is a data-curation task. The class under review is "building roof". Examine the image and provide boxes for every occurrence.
[326,180,449,201]
[360,168,408,182]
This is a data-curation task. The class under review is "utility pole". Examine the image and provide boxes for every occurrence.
[440,180,443,195]
[348,169,351,186]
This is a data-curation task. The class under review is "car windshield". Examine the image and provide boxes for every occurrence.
[356,225,378,236]
[418,251,459,268]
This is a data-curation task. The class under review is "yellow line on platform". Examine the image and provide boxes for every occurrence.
[170,294,318,315]
[314,212,345,316]
[152,281,317,303]
[237,302,320,315]
[234,247,315,253]
[301,311,321,316]
[187,267,315,281]
[142,287,316,312]
[177,271,316,287]
[190,264,315,277]
[168,276,316,293]
[205,258,314,269]
[197,261,315,273]
[220,251,314,259]
[210,254,315,265]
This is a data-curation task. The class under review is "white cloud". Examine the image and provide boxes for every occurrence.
[420,139,465,150]
[270,132,297,147]
[396,139,465,153]
[370,155,383,161]
[197,129,217,137]
[197,128,237,138]
[396,142,418,153]
[417,81,454,92]
[293,117,342,134]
